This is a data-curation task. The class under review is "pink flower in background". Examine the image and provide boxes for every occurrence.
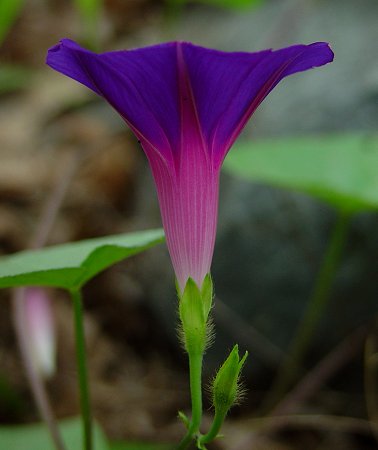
[47,40,333,291]
[24,288,56,379]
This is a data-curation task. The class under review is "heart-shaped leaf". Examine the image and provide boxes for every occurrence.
[224,134,378,213]
[0,229,164,290]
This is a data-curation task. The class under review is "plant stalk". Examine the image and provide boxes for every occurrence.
[199,410,224,446]
[176,352,203,450]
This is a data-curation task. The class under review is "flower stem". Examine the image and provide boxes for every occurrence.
[199,410,225,445]
[263,209,352,412]
[70,289,92,450]
[176,352,203,450]
[188,352,203,433]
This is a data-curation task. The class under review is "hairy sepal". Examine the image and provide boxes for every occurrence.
[178,275,214,355]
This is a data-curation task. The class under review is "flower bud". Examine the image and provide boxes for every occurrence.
[24,288,56,379]
[212,345,248,416]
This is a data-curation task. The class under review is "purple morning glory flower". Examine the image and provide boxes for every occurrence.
[46,40,333,291]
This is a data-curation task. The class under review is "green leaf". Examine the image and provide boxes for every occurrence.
[0,0,24,45]
[109,442,172,450]
[0,416,109,450]
[224,134,378,213]
[0,229,164,290]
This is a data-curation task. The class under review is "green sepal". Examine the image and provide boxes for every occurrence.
[212,345,248,417]
[201,274,213,321]
[179,278,207,354]
[176,274,213,320]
